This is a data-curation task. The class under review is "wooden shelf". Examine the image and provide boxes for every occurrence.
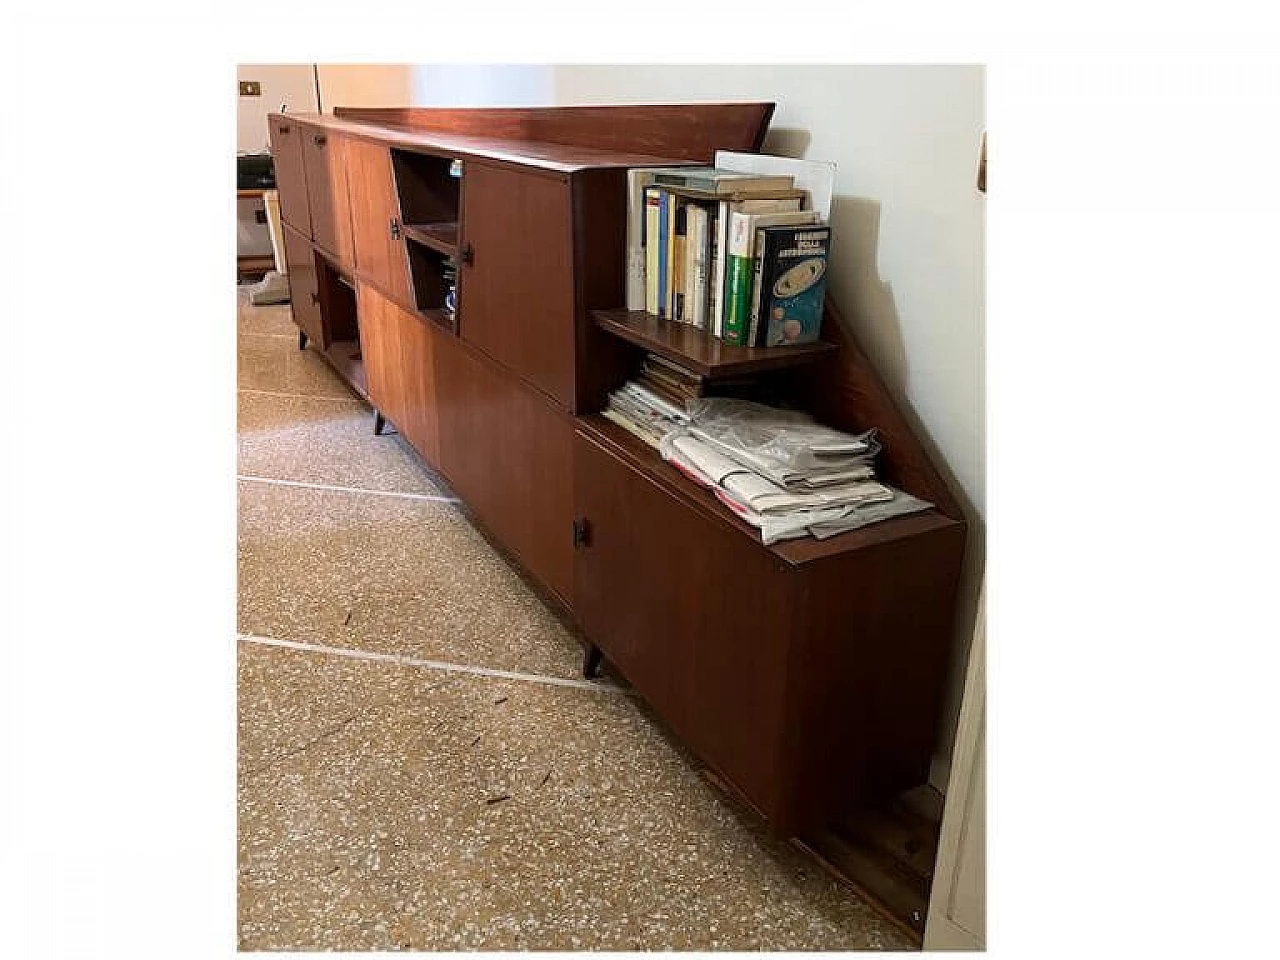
[593,309,837,379]
[403,221,459,258]
[576,413,957,567]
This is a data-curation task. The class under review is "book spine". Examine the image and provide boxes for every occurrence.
[626,171,653,311]
[747,227,769,347]
[644,187,661,315]
[687,205,706,329]
[670,192,680,320]
[696,206,712,330]
[656,190,669,319]
[671,197,687,323]
[710,200,729,337]
[723,211,755,345]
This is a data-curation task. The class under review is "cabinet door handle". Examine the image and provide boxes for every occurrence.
[461,242,474,267]
[279,124,291,134]
[313,134,326,146]
[389,218,402,240]
[309,292,320,305]
[572,518,591,549]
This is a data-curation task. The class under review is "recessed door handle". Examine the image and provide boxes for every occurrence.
[389,218,402,240]
[309,292,320,305]
[279,124,291,133]
[313,134,326,146]
[460,243,474,267]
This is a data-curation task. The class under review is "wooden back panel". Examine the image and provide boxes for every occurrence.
[332,103,775,161]
[797,298,964,520]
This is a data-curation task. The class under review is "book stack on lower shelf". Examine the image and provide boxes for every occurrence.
[601,352,781,449]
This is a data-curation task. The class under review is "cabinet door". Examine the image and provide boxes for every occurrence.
[573,426,794,822]
[357,281,440,467]
[346,137,412,307]
[282,224,323,346]
[459,163,575,407]
[268,116,311,237]
[435,335,573,605]
[302,127,355,271]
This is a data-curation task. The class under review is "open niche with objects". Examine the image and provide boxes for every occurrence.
[393,148,462,334]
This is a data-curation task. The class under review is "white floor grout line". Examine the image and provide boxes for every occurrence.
[237,474,460,504]
[239,633,628,695]
[238,388,362,402]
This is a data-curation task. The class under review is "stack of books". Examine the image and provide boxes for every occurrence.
[627,165,832,348]
[605,351,785,450]
[601,379,691,449]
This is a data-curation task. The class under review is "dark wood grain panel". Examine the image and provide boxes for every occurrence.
[434,333,574,605]
[268,115,311,237]
[782,522,966,832]
[460,162,575,407]
[280,224,322,347]
[572,169,635,413]
[332,103,774,161]
[302,126,355,270]
[357,282,440,465]
[574,427,795,821]
[345,137,413,308]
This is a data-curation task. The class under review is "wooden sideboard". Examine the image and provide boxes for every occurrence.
[266,103,965,838]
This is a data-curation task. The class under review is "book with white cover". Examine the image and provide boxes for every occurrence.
[627,169,657,310]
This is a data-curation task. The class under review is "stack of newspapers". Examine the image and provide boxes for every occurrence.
[602,381,691,449]
[658,398,932,544]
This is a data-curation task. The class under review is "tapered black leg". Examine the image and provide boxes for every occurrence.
[298,329,308,350]
[582,643,603,679]
[373,410,387,436]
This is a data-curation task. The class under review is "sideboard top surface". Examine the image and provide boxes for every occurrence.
[272,101,776,174]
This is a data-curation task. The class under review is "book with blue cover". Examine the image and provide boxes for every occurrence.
[750,224,831,346]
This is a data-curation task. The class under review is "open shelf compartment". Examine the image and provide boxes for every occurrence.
[593,309,837,379]
[406,240,459,334]
[391,148,460,226]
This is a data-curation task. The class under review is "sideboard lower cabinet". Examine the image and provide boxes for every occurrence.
[573,424,797,824]
[281,223,323,347]
[434,332,575,607]
[357,282,440,465]
[573,415,966,836]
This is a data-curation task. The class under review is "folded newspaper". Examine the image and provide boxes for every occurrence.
[657,398,931,544]
[683,398,881,488]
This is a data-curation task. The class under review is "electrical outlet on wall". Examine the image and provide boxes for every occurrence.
[239,80,261,97]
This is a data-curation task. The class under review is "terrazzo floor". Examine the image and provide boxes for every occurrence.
[236,287,914,951]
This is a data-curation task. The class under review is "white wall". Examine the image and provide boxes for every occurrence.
[316,65,414,112]
[552,65,986,787]
[236,64,317,154]
[411,65,554,107]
